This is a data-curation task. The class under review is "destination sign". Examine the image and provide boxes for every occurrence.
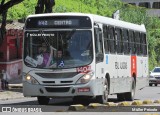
[25,16,92,29]
[37,19,79,26]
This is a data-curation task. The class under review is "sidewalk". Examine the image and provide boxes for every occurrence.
[0,76,23,100]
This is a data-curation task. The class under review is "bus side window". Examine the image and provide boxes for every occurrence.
[116,28,123,54]
[123,29,129,54]
[108,26,116,54]
[141,33,147,56]
[94,28,104,62]
[103,25,109,53]
[135,32,141,55]
[129,30,136,54]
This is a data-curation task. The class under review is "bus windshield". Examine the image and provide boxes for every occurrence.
[24,30,93,69]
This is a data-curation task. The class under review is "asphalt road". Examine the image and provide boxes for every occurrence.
[0,85,160,114]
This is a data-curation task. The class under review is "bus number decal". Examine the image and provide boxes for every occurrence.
[77,66,91,73]
[115,62,127,69]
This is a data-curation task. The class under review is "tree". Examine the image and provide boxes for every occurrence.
[0,0,24,45]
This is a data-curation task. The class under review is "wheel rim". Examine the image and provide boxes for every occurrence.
[131,80,135,99]
[103,80,108,101]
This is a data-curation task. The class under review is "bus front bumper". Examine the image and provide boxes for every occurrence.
[23,82,95,97]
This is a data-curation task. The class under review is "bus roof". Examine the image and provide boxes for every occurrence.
[27,12,146,32]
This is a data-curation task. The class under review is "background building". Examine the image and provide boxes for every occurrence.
[0,21,24,82]
[121,0,160,17]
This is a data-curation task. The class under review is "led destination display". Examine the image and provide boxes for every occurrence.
[26,16,92,29]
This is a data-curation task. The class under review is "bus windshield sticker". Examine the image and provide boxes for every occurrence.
[77,66,91,73]
[25,56,38,67]
[58,60,65,68]
[106,55,108,64]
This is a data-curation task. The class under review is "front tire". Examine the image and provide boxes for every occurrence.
[37,96,50,105]
[96,79,108,104]
[149,83,152,86]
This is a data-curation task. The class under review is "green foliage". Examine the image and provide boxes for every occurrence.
[54,0,123,17]
[7,0,36,20]
[120,4,147,25]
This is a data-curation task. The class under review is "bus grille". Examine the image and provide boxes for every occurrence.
[45,87,70,92]
[36,72,78,79]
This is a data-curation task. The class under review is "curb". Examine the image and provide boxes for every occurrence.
[68,99,160,111]
[154,100,160,104]
[118,101,131,106]
[68,104,85,111]
[131,100,143,106]
[143,100,153,104]
[88,103,107,109]
[144,113,160,115]
[105,102,117,106]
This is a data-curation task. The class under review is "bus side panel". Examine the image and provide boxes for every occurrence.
[137,56,143,78]
[104,54,117,94]
[114,55,132,93]
[136,56,148,90]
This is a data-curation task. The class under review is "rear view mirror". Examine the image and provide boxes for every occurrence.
[149,71,152,74]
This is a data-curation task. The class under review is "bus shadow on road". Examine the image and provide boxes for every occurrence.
[1,97,121,106]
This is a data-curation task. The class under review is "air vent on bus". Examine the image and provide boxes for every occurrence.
[36,72,78,79]
[61,81,73,83]
[43,81,55,84]
[45,87,70,92]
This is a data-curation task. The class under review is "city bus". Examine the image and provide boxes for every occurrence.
[23,13,148,105]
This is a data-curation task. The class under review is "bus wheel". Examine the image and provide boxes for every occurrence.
[37,96,50,105]
[149,83,152,86]
[124,78,136,101]
[96,79,108,104]
[155,84,157,86]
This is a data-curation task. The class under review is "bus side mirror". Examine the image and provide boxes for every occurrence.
[149,71,152,74]
[96,53,103,62]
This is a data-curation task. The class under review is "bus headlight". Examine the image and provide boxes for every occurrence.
[25,74,39,85]
[76,72,94,84]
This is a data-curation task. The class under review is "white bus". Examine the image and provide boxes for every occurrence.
[23,13,148,105]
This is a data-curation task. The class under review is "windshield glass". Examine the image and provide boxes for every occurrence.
[24,30,93,69]
[153,68,160,72]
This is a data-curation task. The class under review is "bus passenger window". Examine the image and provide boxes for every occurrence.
[141,33,147,56]
[122,29,129,54]
[108,26,115,54]
[135,32,141,55]
[116,28,123,54]
[103,25,109,53]
[129,31,136,54]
